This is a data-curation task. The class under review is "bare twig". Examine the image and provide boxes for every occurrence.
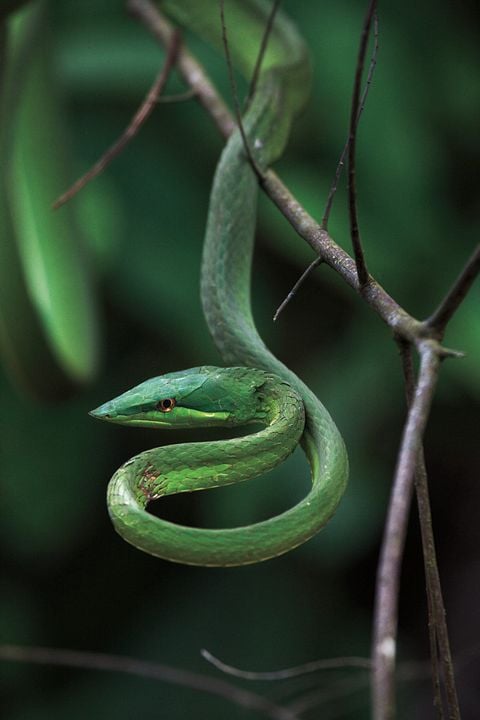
[261,172,421,337]
[426,243,480,335]
[415,458,460,719]
[219,0,264,178]
[246,0,282,107]
[273,257,323,322]
[372,343,442,720]
[53,30,181,210]
[202,648,371,681]
[275,10,379,321]
[399,340,461,719]
[127,0,235,137]
[347,0,377,288]
[273,258,322,321]
[322,11,379,229]
[157,89,196,103]
[0,644,298,720]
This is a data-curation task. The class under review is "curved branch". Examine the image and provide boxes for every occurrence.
[0,644,298,720]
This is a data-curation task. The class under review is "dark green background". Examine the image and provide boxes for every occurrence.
[1,1,479,718]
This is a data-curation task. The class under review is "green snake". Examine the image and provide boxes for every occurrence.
[91,0,348,566]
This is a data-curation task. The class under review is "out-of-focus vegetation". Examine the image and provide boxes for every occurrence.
[1,1,478,718]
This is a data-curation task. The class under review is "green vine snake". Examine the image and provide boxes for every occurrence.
[91,0,348,566]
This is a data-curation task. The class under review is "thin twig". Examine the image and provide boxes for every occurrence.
[246,0,282,108]
[274,10,379,321]
[273,258,322,321]
[261,172,421,337]
[426,244,480,335]
[219,0,264,178]
[322,11,379,230]
[202,648,371,681]
[347,0,376,288]
[397,340,444,720]
[372,343,441,720]
[157,89,196,103]
[275,9,378,321]
[53,29,181,210]
[127,0,235,137]
[409,429,460,711]
[0,644,298,720]
[399,340,461,719]
[415,459,461,719]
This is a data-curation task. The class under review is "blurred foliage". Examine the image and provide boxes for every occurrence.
[0,3,100,397]
[1,1,479,719]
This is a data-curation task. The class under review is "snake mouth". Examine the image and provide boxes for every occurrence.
[89,407,172,428]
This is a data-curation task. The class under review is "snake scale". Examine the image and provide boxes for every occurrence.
[91,0,348,566]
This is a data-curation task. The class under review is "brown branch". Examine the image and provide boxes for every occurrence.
[0,644,298,720]
[53,29,181,210]
[371,343,441,720]
[347,0,377,287]
[426,243,480,335]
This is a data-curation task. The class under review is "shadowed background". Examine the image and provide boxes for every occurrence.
[1,1,479,718]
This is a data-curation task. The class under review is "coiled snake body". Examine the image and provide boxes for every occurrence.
[91,0,348,566]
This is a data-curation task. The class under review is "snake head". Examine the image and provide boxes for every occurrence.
[90,366,267,429]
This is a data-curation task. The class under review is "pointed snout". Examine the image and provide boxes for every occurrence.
[89,399,116,421]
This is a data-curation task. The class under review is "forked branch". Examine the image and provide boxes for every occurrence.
[126,4,479,720]
[37,2,478,718]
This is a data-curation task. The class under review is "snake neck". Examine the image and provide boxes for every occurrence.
[200,77,348,487]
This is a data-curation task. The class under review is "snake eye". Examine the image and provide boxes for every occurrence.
[156,398,176,413]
